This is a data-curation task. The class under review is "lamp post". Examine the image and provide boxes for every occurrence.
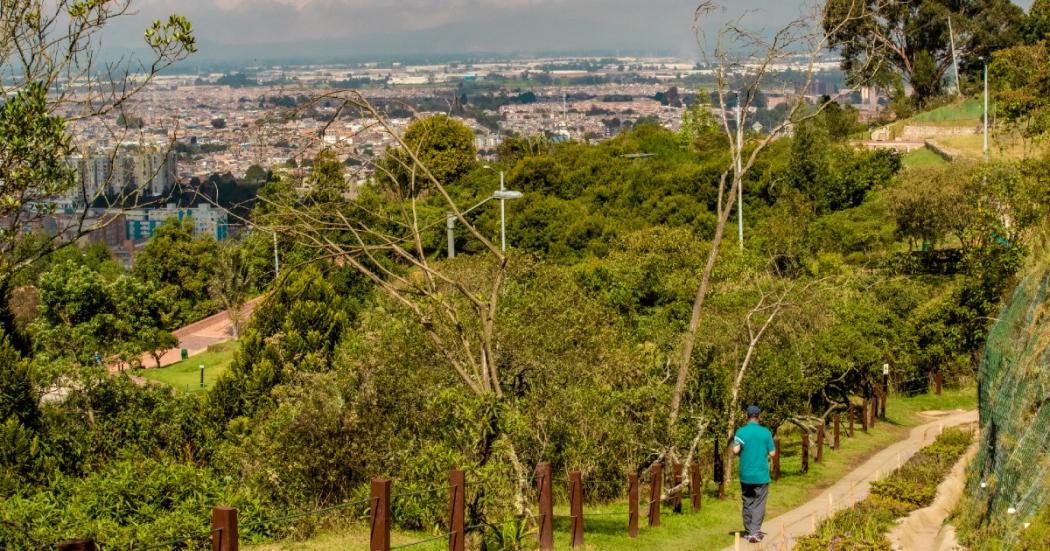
[446,185,524,259]
[483,165,509,252]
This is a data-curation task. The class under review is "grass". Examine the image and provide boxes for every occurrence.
[795,427,974,550]
[244,388,975,550]
[909,99,983,125]
[902,147,949,169]
[932,133,1050,161]
[134,341,237,393]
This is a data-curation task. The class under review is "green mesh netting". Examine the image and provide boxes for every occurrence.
[962,266,1050,547]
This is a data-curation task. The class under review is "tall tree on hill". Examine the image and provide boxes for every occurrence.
[132,218,219,327]
[823,0,1025,106]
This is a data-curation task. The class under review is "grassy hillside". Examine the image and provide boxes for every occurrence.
[135,341,237,392]
[909,99,983,125]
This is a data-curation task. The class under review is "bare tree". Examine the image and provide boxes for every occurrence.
[667,0,873,434]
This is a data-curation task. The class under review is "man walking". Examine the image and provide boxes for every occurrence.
[733,404,776,543]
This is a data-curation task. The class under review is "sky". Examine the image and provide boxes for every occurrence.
[108,0,1037,63]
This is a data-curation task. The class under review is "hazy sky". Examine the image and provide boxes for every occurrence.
[110,0,1037,62]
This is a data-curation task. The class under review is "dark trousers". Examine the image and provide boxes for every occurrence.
[741,482,769,536]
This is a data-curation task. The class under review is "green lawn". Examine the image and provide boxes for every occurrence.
[902,147,949,169]
[909,99,982,124]
[246,389,975,550]
[134,342,237,393]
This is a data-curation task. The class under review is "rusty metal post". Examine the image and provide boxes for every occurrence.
[834,414,841,450]
[57,541,96,551]
[448,470,465,551]
[648,463,662,528]
[628,473,639,538]
[370,480,390,551]
[211,506,238,551]
[772,437,781,481]
[672,463,683,513]
[690,463,702,512]
[537,463,554,550]
[816,423,825,463]
[801,432,810,474]
[935,371,943,395]
[568,471,584,548]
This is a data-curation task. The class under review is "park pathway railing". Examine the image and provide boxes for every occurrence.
[51,383,926,551]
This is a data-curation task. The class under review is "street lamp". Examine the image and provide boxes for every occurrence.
[446,175,524,259]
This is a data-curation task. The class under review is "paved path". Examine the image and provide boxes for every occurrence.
[723,409,979,550]
[139,296,264,368]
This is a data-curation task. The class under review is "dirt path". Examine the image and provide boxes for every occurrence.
[723,409,979,550]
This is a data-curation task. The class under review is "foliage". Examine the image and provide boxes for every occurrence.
[209,266,351,422]
[795,428,972,551]
[380,115,477,196]
[132,217,219,327]
[990,41,1050,143]
[823,0,1025,106]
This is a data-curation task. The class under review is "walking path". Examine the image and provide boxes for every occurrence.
[723,409,979,550]
[139,296,263,368]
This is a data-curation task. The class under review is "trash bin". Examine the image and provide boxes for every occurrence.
[180,348,188,361]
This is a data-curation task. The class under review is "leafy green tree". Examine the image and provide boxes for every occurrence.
[308,148,345,203]
[990,41,1050,144]
[1023,0,1050,43]
[824,0,1025,105]
[132,218,219,327]
[209,266,349,421]
[380,115,477,196]
[244,163,267,183]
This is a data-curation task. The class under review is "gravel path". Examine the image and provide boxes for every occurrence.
[723,409,979,550]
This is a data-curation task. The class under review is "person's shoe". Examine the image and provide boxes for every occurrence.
[756,531,767,540]
[745,534,761,544]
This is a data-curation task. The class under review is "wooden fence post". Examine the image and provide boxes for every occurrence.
[713,438,725,499]
[772,437,781,481]
[935,371,943,395]
[448,470,465,551]
[569,471,584,548]
[210,506,238,551]
[648,463,662,528]
[833,414,841,450]
[861,399,869,432]
[536,463,554,551]
[816,423,825,463]
[672,463,683,513]
[370,480,390,551]
[880,385,888,419]
[57,541,96,551]
[628,473,639,538]
[690,463,702,512]
[848,406,855,437]
[870,394,878,428]
[801,432,810,474]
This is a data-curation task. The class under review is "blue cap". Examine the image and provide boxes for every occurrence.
[746,405,761,417]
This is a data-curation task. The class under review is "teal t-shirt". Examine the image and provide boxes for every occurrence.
[734,421,775,485]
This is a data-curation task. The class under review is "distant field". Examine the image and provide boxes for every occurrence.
[135,341,237,393]
[902,147,949,169]
[909,99,983,124]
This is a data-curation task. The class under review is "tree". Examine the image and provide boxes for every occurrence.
[308,149,345,203]
[990,41,1050,146]
[824,0,1025,106]
[380,115,477,196]
[211,242,254,339]
[245,164,267,184]
[210,265,348,420]
[1023,0,1050,43]
[132,218,219,327]
[0,2,196,348]
[211,118,227,129]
